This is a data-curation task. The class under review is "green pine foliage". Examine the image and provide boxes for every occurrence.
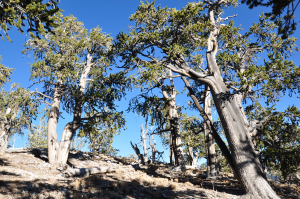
[242,0,299,39]
[115,0,300,180]
[180,114,206,164]
[255,106,300,180]
[27,116,47,149]
[0,83,38,139]
[23,13,128,153]
[0,0,60,41]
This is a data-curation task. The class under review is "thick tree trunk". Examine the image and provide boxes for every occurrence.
[170,109,185,168]
[203,15,279,197]
[48,54,93,167]
[204,86,217,176]
[47,83,62,165]
[0,132,8,156]
[56,123,74,166]
[181,76,236,174]
[212,90,278,198]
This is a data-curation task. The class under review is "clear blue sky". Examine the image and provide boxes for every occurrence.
[1,1,299,164]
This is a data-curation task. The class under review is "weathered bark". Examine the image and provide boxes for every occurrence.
[173,7,279,197]
[162,72,185,168]
[56,123,75,166]
[149,134,156,162]
[0,109,17,156]
[204,86,217,176]
[181,76,236,175]
[141,127,149,164]
[187,136,198,166]
[47,82,63,165]
[0,131,8,156]
[130,141,145,164]
[48,54,93,167]
[5,148,32,153]
[170,133,173,165]
[198,7,279,197]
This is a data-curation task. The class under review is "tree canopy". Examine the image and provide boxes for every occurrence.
[0,0,60,41]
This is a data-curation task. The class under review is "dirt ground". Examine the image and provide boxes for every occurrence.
[0,149,299,199]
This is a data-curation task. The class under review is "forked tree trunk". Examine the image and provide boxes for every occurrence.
[48,54,93,167]
[204,86,217,176]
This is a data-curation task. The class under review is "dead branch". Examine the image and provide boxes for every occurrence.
[64,166,118,177]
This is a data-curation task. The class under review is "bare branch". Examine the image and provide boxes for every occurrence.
[152,128,171,135]
[249,112,280,133]
[33,90,53,100]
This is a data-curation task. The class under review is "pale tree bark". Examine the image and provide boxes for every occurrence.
[202,4,279,197]
[47,82,63,165]
[0,108,19,156]
[204,85,217,176]
[140,125,149,164]
[181,76,237,175]
[162,71,185,168]
[149,134,156,162]
[48,54,93,167]
[165,3,279,197]
[187,136,199,166]
[0,131,8,155]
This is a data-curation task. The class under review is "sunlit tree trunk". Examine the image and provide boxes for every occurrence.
[48,54,93,167]
[204,86,217,176]
[203,10,279,196]
[0,131,8,155]
[162,71,185,168]
[47,82,62,165]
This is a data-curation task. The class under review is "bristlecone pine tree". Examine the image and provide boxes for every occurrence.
[114,0,299,198]
[0,83,38,154]
[27,115,48,149]
[78,115,121,156]
[180,114,206,167]
[24,13,127,166]
[127,69,186,168]
[0,58,38,154]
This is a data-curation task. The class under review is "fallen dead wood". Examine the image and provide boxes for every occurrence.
[185,165,198,169]
[5,148,32,153]
[64,166,119,177]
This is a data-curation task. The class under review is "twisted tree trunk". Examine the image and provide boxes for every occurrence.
[48,54,93,167]
[202,12,279,196]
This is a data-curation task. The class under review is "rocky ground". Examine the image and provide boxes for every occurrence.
[0,149,299,199]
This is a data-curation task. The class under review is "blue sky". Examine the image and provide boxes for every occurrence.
[1,1,299,164]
